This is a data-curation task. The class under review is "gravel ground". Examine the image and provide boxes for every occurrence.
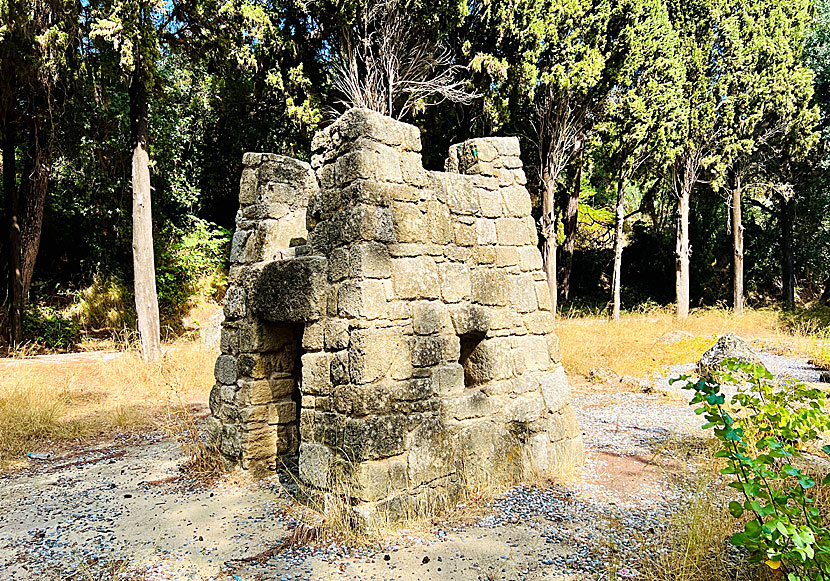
[0,349,824,581]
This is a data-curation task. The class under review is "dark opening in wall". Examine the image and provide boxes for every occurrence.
[459,331,486,387]
[289,323,305,459]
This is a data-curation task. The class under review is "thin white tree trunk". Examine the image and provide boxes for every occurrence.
[611,175,625,322]
[675,185,691,320]
[130,68,161,362]
[541,171,557,318]
[732,179,744,316]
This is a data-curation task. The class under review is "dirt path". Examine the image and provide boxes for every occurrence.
[0,350,821,581]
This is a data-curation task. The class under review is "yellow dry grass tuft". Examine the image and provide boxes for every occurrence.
[556,307,804,379]
[0,340,215,472]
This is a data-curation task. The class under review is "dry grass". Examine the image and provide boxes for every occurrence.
[0,340,216,472]
[645,480,759,581]
[556,307,815,379]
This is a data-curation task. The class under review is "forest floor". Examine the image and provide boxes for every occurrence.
[0,310,828,581]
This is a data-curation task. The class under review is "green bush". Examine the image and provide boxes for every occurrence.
[156,219,231,324]
[23,305,81,349]
[676,360,830,579]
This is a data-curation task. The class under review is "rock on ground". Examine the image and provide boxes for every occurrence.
[696,333,765,380]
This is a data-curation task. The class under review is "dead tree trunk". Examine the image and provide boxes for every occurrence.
[129,65,161,362]
[781,195,795,311]
[541,169,558,317]
[611,172,625,322]
[560,145,582,302]
[732,177,744,316]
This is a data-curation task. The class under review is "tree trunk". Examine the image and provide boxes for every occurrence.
[732,179,744,316]
[611,173,625,322]
[18,119,50,298]
[820,275,830,306]
[129,65,161,362]
[2,106,23,346]
[541,168,557,318]
[675,184,691,320]
[781,195,795,311]
[560,146,582,302]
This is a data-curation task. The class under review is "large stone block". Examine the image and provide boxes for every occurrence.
[353,457,409,502]
[252,256,328,322]
[349,328,399,384]
[439,263,472,303]
[301,352,333,395]
[337,279,387,319]
[472,270,509,306]
[343,414,409,460]
[540,366,570,412]
[350,242,392,278]
[391,256,440,299]
[407,417,456,487]
[299,442,334,489]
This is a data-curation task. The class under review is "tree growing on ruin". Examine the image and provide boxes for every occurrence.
[332,0,476,120]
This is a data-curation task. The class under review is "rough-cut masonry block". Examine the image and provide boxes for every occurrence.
[344,415,408,461]
[541,366,570,412]
[407,417,456,486]
[449,304,491,336]
[509,276,539,313]
[504,393,545,423]
[502,186,532,217]
[354,457,409,502]
[425,200,453,244]
[337,279,387,319]
[350,328,398,384]
[301,352,333,395]
[236,377,295,407]
[224,285,246,319]
[412,302,451,335]
[476,218,497,245]
[439,262,472,303]
[215,355,239,385]
[350,242,392,278]
[299,442,333,489]
[390,202,426,243]
[472,270,509,306]
[478,190,503,218]
[210,108,581,522]
[253,256,328,322]
[496,217,529,246]
[391,256,440,299]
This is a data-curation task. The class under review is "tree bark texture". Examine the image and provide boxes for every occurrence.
[2,107,22,346]
[675,184,691,320]
[560,147,582,302]
[18,120,50,298]
[611,173,625,322]
[130,66,162,362]
[781,196,795,311]
[732,179,744,316]
[541,169,558,318]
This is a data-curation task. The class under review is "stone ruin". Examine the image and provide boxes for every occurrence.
[207,108,583,522]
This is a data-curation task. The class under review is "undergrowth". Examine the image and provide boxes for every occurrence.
[0,340,215,471]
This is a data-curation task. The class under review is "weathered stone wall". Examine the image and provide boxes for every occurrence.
[208,108,583,520]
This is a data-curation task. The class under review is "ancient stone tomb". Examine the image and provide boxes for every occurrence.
[207,108,583,520]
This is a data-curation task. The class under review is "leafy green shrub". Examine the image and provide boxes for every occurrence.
[23,305,81,349]
[677,360,830,580]
[156,219,231,324]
